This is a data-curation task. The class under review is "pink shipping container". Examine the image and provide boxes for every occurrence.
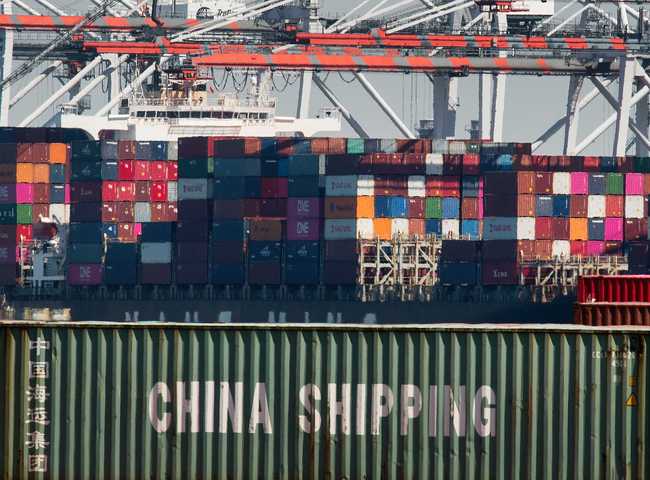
[587,241,605,256]
[571,172,588,194]
[287,197,321,219]
[604,217,623,241]
[65,184,70,204]
[287,218,321,241]
[67,264,103,285]
[16,183,33,204]
[626,173,644,195]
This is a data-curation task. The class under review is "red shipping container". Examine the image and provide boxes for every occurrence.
[407,198,425,219]
[118,140,136,159]
[644,174,650,195]
[408,219,425,237]
[461,197,479,219]
[244,138,261,156]
[71,182,102,203]
[535,240,553,260]
[535,217,553,240]
[243,199,261,217]
[570,240,588,256]
[261,178,288,198]
[516,172,535,194]
[583,156,600,171]
[16,225,32,242]
[625,219,647,241]
[530,155,549,171]
[517,195,535,217]
[260,199,287,218]
[102,202,118,222]
[328,138,347,154]
[167,162,178,181]
[578,275,650,303]
[116,202,135,223]
[375,176,407,196]
[102,181,118,201]
[67,264,102,285]
[214,199,245,219]
[117,182,136,202]
[287,218,320,241]
[140,264,172,285]
[310,138,329,154]
[570,196,588,217]
[118,223,136,242]
[605,196,624,217]
[175,263,208,284]
[403,154,426,175]
[150,203,166,222]
[442,154,462,175]
[118,160,135,180]
[16,144,33,163]
[534,172,553,194]
[149,161,167,181]
[134,161,149,181]
[32,204,49,223]
[31,143,49,163]
[425,176,460,197]
[482,261,518,285]
[248,261,282,285]
[33,184,49,203]
[462,154,480,175]
[548,155,572,171]
[135,181,150,202]
[551,218,569,240]
[151,182,168,202]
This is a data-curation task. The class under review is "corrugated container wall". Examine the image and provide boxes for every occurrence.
[0,322,648,479]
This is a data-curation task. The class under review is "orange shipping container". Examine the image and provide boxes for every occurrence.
[16,163,34,183]
[605,196,624,217]
[408,219,425,237]
[33,164,50,184]
[356,196,374,218]
[516,172,535,194]
[48,143,68,164]
[570,218,588,240]
[249,219,283,241]
[324,197,357,219]
[373,218,391,240]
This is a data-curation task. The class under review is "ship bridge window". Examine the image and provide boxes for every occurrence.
[222,112,233,119]
[168,111,178,119]
[136,111,145,118]
[180,112,190,118]
[145,111,156,118]
[191,112,201,119]
[259,113,268,119]
[239,113,248,119]
[211,111,222,118]
[201,111,212,118]
[157,111,166,118]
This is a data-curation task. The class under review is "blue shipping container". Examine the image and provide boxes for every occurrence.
[49,164,65,183]
[151,141,168,161]
[288,176,320,197]
[292,139,312,155]
[588,219,605,241]
[214,177,261,199]
[439,262,479,285]
[211,264,245,284]
[599,156,617,172]
[442,197,460,219]
[50,184,65,204]
[249,241,282,261]
[462,177,480,197]
[214,158,261,177]
[69,223,102,244]
[426,219,442,235]
[286,262,320,284]
[212,221,244,241]
[374,197,391,218]
[588,174,606,195]
[389,197,408,218]
[101,161,118,181]
[288,155,319,176]
[106,243,137,264]
[461,219,481,239]
[286,241,320,262]
[552,195,570,217]
[102,223,117,239]
[536,196,553,217]
[104,263,138,285]
[495,154,513,170]
[141,222,173,243]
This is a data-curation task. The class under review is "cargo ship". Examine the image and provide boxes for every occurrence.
[2,129,650,323]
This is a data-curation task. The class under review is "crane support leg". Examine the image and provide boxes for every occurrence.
[563,76,583,154]
[479,74,492,140]
[296,71,313,119]
[613,57,636,156]
[636,80,650,156]
[313,75,369,138]
[0,0,13,126]
[492,73,506,142]
[10,61,62,108]
[108,54,122,115]
[354,72,415,139]
[431,75,457,139]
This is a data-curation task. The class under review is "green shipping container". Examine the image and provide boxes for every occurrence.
[1,322,647,479]
[16,204,32,224]
[179,158,214,178]
[425,197,443,218]
[346,138,365,154]
[0,204,16,224]
[607,173,624,195]
[634,157,650,173]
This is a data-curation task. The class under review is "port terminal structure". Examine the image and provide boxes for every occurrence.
[0,0,650,154]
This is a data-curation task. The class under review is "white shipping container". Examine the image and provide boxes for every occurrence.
[167,141,178,161]
[483,217,518,240]
[178,179,211,200]
[135,202,151,223]
[552,240,571,258]
[391,219,410,237]
[324,219,358,240]
[442,219,459,238]
[587,195,606,218]
[516,217,536,240]
[425,154,443,175]
[625,195,645,218]
[408,176,426,197]
[357,219,374,239]
[326,175,358,197]
[141,242,172,264]
[167,182,177,202]
[357,175,375,196]
[552,172,571,194]
[431,140,448,154]
[49,204,66,224]
[447,140,467,155]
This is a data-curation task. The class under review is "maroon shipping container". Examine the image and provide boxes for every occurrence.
[548,155,573,171]
[323,261,357,285]
[425,176,460,197]
[214,138,245,157]
[118,140,136,159]
[249,261,282,285]
[365,153,400,175]
[570,196,588,217]
[578,275,650,303]
[176,221,209,242]
[481,261,519,285]
[71,182,102,203]
[551,218,570,240]
[462,154,480,175]
[116,202,135,223]
[176,242,209,264]
[407,198,425,219]
[33,184,49,204]
[260,199,287,218]
[516,172,535,194]
[135,181,151,202]
[178,137,213,159]
[178,200,210,221]
[482,240,517,261]
[517,240,535,261]
[102,203,117,223]
[0,165,16,183]
[261,178,288,199]
[402,154,426,174]
[617,156,634,173]
[396,139,430,154]
[326,155,359,175]
[604,241,623,255]
[375,176,407,196]
[534,217,551,240]
[150,203,167,223]
[31,204,49,223]
[483,172,516,195]
[117,223,137,243]
[461,197,479,219]
[0,184,15,203]
[325,240,357,261]
[530,155,549,171]
[16,144,33,163]
[606,196,624,217]
[175,263,208,284]
[574,303,650,326]
[644,174,650,195]
[70,202,101,222]
[535,240,553,260]
[139,264,172,285]
[534,172,553,194]
[67,264,102,285]
[213,199,245,219]
[571,240,588,257]
[442,154,462,175]
[211,241,244,264]
[625,219,647,241]
[31,143,49,163]
[484,195,517,217]
[243,199,262,217]
[440,240,480,262]
[516,195,535,217]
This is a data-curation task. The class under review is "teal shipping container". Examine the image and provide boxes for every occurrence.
[0,322,648,479]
